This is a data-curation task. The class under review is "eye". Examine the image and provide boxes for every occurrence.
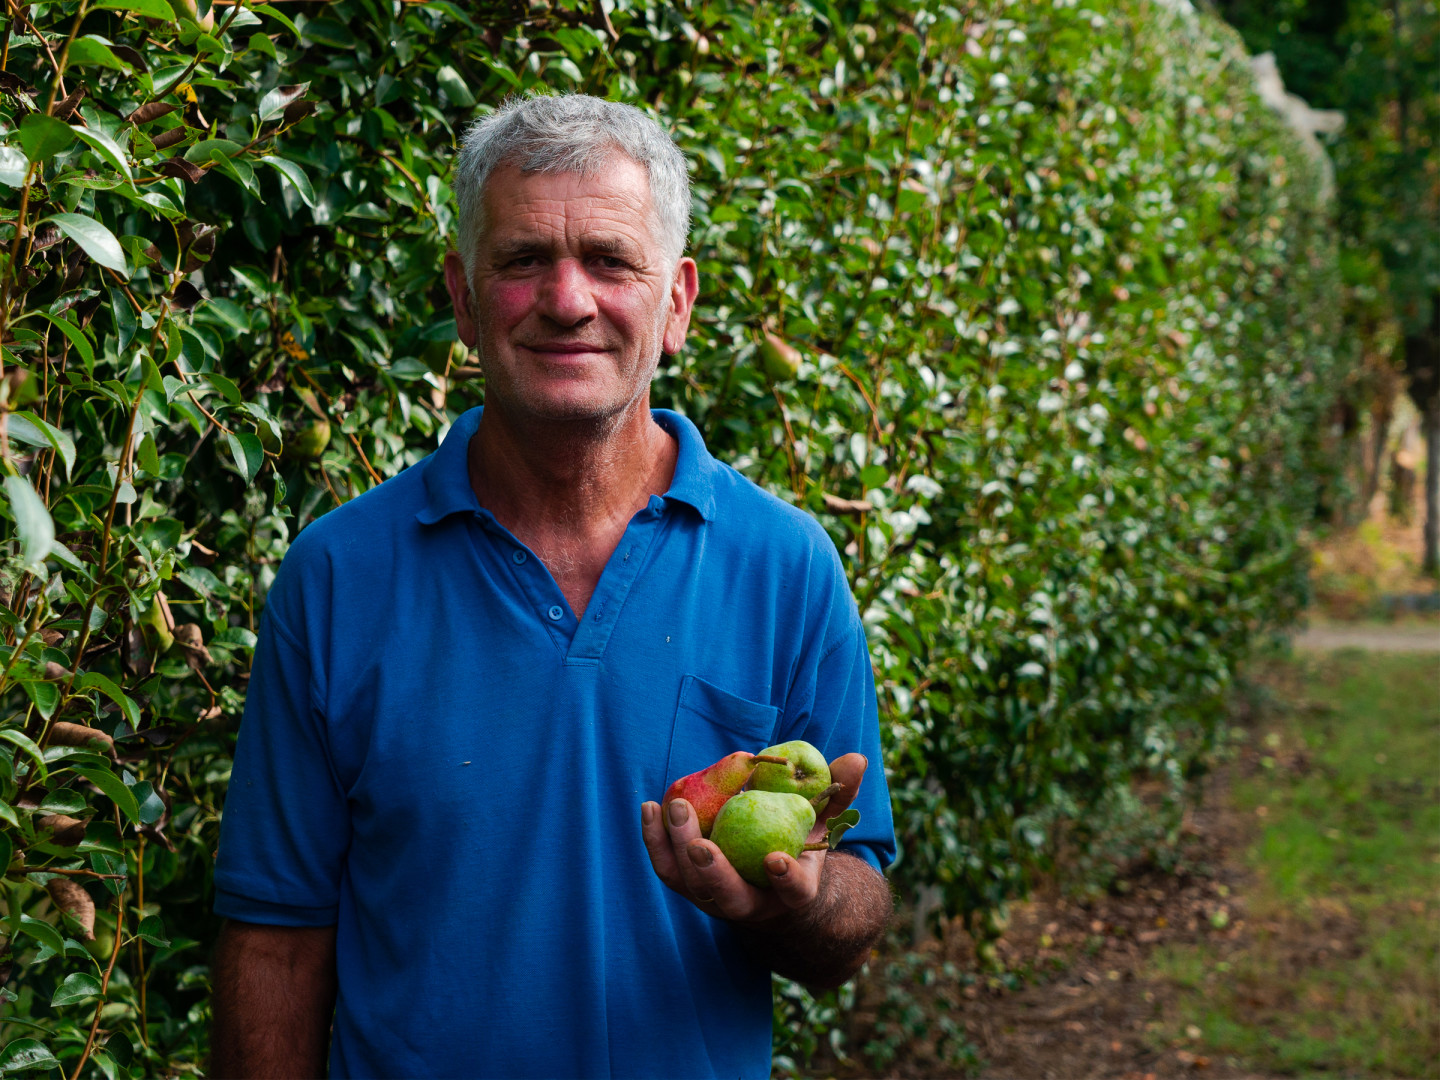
[594,255,628,270]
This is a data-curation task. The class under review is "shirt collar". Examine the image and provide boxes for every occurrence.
[416,406,720,526]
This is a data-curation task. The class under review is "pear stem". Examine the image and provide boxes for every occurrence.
[752,754,789,765]
[810,782,843,808]
[802,842,830,852]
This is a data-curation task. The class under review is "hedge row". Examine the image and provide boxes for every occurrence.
[0,0,1344,1074]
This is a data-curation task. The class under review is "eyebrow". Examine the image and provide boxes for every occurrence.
[488,235,645,263]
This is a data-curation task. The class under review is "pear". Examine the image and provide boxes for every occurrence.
[285,419,331,461]
[710,790,819,888]
[662,751,788,838]
[757,332,801,381]
[749,739,833,808]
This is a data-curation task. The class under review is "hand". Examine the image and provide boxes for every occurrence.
[640,753,867,924]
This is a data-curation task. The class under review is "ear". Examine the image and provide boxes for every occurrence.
[444,251,479,348]
[662,257,700,356]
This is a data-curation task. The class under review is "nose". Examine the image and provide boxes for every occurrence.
[536,258,597,328]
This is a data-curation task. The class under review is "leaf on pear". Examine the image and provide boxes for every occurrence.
[824,808,860,849]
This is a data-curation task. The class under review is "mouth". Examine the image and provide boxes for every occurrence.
[521,343,610,356]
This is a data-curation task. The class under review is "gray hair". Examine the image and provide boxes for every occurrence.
[453,93,691,283]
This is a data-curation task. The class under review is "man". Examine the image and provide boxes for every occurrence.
[210,93,895,1079]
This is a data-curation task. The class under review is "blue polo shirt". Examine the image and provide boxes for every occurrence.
[214,406,895,1080]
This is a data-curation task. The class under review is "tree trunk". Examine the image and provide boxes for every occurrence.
[1404,293,1440,575]
[1362,397,1393,510]
[1425,397,1440,575]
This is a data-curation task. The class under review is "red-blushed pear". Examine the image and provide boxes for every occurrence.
[661,751,788,838]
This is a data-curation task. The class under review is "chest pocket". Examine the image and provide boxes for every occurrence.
[664,674,782,787]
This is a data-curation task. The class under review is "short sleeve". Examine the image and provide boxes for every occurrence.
[213,605,350,925]
[777,615,896,874]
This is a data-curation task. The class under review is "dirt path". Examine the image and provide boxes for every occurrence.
[1292,625,1440,651]
[815,649,1437,1080]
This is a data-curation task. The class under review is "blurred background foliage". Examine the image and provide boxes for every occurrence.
[0,0,1409,1074]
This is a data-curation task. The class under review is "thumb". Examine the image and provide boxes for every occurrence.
[807,753,866,842]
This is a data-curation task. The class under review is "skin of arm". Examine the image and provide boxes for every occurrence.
[209,920,338,1079]
[641,753,893,989]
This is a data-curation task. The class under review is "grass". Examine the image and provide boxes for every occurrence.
[1146,649,1440,1077]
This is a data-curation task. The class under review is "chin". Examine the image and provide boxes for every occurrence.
[506,387,639,429]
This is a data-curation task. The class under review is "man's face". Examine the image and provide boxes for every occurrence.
[445,158,698,427]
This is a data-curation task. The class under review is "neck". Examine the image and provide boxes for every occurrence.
[467,396,675,537]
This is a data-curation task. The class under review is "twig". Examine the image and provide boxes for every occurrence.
[68,811,126,1080]
[17,864,126,881]
[40,0,88,117]
[4,0,63,83]
[57,386,144,711]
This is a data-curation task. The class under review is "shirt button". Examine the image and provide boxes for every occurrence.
[547,605,564,621]
[512,549,528,565]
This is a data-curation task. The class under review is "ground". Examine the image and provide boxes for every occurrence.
[798,645,1438,1080]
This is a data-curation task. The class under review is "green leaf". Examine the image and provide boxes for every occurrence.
[45,213,129,276]
[76,672,141,732]
[50,971,103,1007]
[67,35,133,72]
[76,821,122,855]
[72,126,135,188]
[96,0,176,19]
[91,851,125,893]
[0,146,28,187]
[3,475,54,567]
[39,788,87,815]
[435,65,475,107]
[90,1049,123,1080]
[137,914,170,947]
[257,83,308,122]
[12,411,76,480]
[477,53,522,89]
[130,781,165,825]
[824,808,860,849]
[36,312,95,375]
[21,680,59,720]
[0,1038,60,1073]
[254,3,300,36]
[73,766,141,824]
[247,32,277,59]
[258,155,316,208]
[16,915,64,956]
[137,432,161,475]
[301,17,355,47]
[17,114,75,165]
[226,431,264,483]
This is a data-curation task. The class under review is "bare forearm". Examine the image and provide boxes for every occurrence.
[736,851,892,989]
[210,920,338,1079]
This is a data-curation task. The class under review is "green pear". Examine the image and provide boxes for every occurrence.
[285,419,331,461]
[710,790,816,888]
[757,332,801,381]
[749,739,833,806]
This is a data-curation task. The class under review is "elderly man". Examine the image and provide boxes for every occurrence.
[210,93,894,1079]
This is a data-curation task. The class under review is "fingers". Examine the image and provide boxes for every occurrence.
[808,752,867,843]
[682,839,767,919]
[640,801,684,892]
[642,796,832,923]
[761,849,824,911]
